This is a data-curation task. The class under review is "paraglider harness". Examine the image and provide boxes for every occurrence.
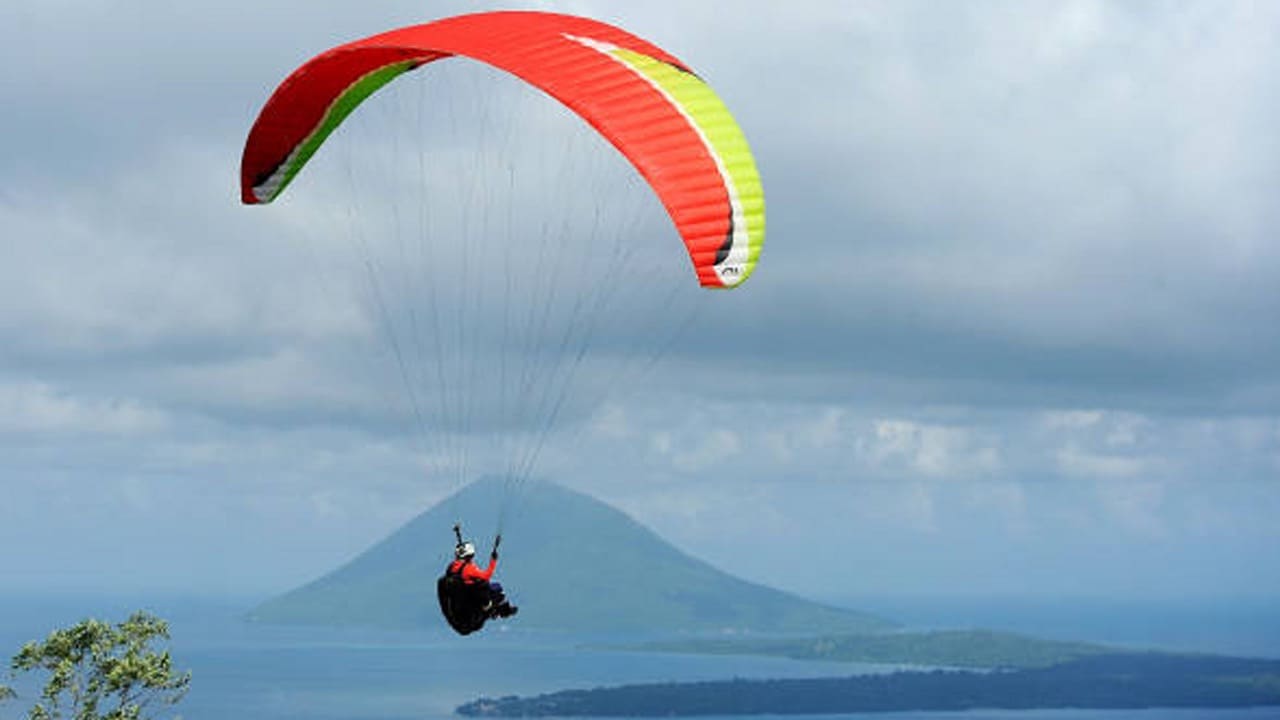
[437,524,503,635]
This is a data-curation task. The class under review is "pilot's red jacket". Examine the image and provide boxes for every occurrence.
[448,557,496,584]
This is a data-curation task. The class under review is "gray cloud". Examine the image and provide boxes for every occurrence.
[1,0,1277,601]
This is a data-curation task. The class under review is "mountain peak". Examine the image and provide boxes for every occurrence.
[249,479,893,635]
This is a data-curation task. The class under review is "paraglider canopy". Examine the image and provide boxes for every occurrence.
[240,10,764,289]
[239,11,766,636]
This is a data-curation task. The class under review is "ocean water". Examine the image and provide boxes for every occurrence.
[1,594,1277,720]
[845,595,1280,659]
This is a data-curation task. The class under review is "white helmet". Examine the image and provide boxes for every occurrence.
[455,541,476,560]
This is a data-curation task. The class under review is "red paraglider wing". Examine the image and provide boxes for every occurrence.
[240,11,763,288]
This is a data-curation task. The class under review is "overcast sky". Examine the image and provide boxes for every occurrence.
[2,0,1278,605]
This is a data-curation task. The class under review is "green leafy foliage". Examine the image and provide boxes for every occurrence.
[3,612,190,720]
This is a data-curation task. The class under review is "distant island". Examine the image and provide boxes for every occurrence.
[457,653,1280,716]
[612,629,1114,669]
[248,478,890,635]
[249,477,1280,717]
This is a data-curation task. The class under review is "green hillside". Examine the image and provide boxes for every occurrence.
[248,478,893,635]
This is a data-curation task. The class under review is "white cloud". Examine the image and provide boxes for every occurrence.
[670,429,741,473]
[862,419,1002,479]
[803,407,848,450]
[155,347,374,418]
[1040,411,1165,479]
[588,403,631,440]
[1093,478,1169,538]
[1,0,1278,601]
[0,147,369,364]
[649,430,673,457]
[870,480,940,534]
[757,406,849,463]
[1104,414,1148,447]
[1056,445,1155,480]
[0,381,168,436]
[963,479,1031,535]
[1041,410,1105,430]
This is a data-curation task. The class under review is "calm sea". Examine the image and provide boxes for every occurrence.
[1,594,1276,720]
[847,594,1280,659]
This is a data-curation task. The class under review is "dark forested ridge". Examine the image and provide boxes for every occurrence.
[457,654,1280,716]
